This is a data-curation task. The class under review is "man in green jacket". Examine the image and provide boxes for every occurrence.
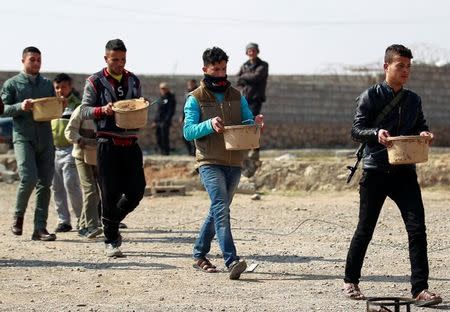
[0,46,58,241]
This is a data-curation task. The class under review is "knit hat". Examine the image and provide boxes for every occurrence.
[245,42,259,53]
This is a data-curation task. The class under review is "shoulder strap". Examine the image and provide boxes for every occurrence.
[374,89,406,125]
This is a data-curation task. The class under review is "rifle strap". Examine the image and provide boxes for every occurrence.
[374,89,406,125]
[355,89,406,157]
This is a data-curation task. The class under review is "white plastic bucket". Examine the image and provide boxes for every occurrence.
[112,99,149,129]
[223,124,260,150]
[31,97,64,121]
[386,135,430,165]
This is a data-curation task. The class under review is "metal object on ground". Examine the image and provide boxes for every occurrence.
[366,297,415,312]
[245,263,259,273]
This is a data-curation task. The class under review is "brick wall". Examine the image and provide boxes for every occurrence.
[1,64,449,150]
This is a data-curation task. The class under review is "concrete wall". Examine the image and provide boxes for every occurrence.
[1,64,449,151]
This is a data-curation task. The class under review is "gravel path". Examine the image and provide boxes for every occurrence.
[1,183,449,311]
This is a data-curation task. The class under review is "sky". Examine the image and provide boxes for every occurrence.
[1,0,450,75]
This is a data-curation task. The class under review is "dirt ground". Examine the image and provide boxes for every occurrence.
[0,182,449,311]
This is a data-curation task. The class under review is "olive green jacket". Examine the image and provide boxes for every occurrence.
[0,72,55,143]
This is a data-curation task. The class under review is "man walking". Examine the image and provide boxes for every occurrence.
[80,39,146,257]
[343,44,442,307]
[1,46,58,241]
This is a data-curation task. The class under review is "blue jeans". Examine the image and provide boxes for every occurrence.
[193,164,241,267]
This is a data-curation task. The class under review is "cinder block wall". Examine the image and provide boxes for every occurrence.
[1,64,449,150]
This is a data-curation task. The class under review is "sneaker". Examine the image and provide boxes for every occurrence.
[118,222,128,229]
[228,260,247,280]
[115,233,123,247]
[78,228,89,237]
[105,243,123,257]
[86,227,103,239]
[55,223,72,233]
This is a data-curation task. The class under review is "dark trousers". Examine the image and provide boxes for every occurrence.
[247,99,262,116]
[344,168,429,297]
[156,123,170,155]
[182,131,195,156]
[97,139,146,244]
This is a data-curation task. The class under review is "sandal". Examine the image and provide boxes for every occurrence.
[343,283,365,300]
[193,258,218,273]
[414,289,442,307]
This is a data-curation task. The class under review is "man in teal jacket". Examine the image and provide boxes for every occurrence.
[0,46,57,241]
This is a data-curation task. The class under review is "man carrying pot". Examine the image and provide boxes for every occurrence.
[343,44,441,307]
[80,39,146,257]
[184,46,263,280]
[1,46,58,241]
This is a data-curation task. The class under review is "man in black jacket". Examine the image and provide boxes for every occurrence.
[153,82,176,155]
[237,43,268,178]
[237,43,268,117]
[343,44,441,307]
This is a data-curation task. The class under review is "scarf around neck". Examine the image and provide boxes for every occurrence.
[203,74,231,93]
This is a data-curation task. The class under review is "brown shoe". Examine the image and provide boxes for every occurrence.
[11,216,24,236]
[31,228,56,241]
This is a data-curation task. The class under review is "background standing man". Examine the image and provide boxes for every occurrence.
[237,42,268,177]
[153,82,176,155]
[181,79,198,156]
[1,46,58,241]
[343,44,442,307]
[81,39,146,257]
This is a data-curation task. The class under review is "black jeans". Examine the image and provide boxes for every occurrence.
[97,139,146,244]
[344,168,429,297]
[156,123,171,155]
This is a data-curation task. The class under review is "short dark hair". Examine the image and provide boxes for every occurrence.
[53,73,72,84]
[22,46,41,57]
[384,44,413,64]
[202,47,229,66]
[105,39,127,52]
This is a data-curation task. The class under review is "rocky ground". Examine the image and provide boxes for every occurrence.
[0,179,449,311]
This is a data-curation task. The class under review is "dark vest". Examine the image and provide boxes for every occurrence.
[191,81,245,167]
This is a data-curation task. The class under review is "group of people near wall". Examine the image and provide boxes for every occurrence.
[0,40,442,306]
